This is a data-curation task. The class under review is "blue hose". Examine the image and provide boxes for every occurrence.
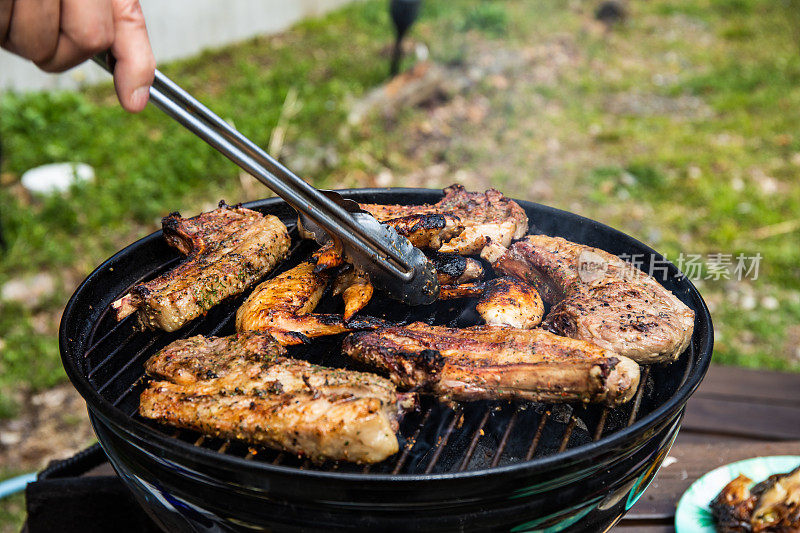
[0,472,37,499]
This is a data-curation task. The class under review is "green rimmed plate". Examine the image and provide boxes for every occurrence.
[675,455,800,532]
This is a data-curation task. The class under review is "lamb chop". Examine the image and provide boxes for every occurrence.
[113,202,291,332]
[343,323,640,406]
[139,332,415,463]
[483,235,695,364]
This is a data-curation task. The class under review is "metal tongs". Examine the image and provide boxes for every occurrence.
[92,53,438,306]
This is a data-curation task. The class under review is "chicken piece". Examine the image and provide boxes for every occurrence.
[476,277,544,329]
[313,242,345,271]
[484,235,695,364]
[751,466,800,532]
[438,283,485,299]
[140,333,414,463]
[343,323,640,406]
[360,185,528,255]
[711,475,757,533]
[429,252,485,285]
[112,202,290,332]
[329,251,487,318]
[332,267,374,321]
[384,213,464,250]
[236,261,383,345]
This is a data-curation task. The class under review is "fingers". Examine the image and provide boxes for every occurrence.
[3,0,60,64]
[111,0,155,112]
[36,0,115,72]
[1,0,155,113]
[0,1,14,46]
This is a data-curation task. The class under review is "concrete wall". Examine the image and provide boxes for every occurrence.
[0,0,355,91]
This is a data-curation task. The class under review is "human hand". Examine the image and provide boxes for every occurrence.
[1,0,156,112]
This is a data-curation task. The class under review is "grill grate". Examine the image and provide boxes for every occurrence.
[81,224,693,476]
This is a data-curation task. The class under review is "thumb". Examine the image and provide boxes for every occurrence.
[110,0,155,112]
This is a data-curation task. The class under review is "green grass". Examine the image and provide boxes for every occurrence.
[1,0,799,426]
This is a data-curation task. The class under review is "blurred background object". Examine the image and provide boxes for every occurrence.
[389,0,422,75]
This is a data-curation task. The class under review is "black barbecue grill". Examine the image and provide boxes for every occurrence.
[60,188,713,532]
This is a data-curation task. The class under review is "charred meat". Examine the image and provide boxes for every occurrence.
[751,466,800,532]
[484,235,695,364]
[711,466,800,532]
[140,332,415,463]
[711,474,758,533]
[361,185,529,255]
[429,252,485,285]
[343,323,640,406]
[113,202,290,332]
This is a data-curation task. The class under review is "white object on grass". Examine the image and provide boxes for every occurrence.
[20,162,94,194]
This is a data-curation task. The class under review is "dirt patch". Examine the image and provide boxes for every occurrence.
[0,384,94,472]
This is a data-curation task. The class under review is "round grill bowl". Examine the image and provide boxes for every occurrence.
[60,188,713,532]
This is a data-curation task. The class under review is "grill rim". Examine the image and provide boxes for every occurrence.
[59,187,713,483]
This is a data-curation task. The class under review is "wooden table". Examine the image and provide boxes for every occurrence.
[614,365,800,532]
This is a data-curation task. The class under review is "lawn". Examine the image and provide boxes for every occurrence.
[1,1,799,524]
[2,0,799,410]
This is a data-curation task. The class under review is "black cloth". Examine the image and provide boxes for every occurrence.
[24,444,160,533]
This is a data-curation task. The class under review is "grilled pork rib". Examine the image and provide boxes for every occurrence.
[140,332,414,463]
[112,202,290,332]
[484,236,695,364]
[343,323,640,406]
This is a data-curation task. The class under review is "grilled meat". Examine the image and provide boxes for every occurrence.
[477,277,544,329]
[361,185,529,255]
[236,260,384,345]
[751,466,800,532]
[430,252,485,285]
[388,213,465,250]
[113,202,290,332]
[484,236,695,364]
[332,267,374,321]
[711,467,800,532]
[343,323,640,406]
[140,333,414,463]
[326,250,487,319]
[711,474,758,533]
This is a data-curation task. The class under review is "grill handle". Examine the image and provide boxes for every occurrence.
[91,52,439,306]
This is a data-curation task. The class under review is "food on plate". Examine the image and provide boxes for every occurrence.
[710,466,800,532]
[360,185,529,254]
[476,277,544,329]
[483,235,695,364]
[235,260,384,345]
[113,202,290,332]
[139,332,415,463]
[343,323,640,406]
